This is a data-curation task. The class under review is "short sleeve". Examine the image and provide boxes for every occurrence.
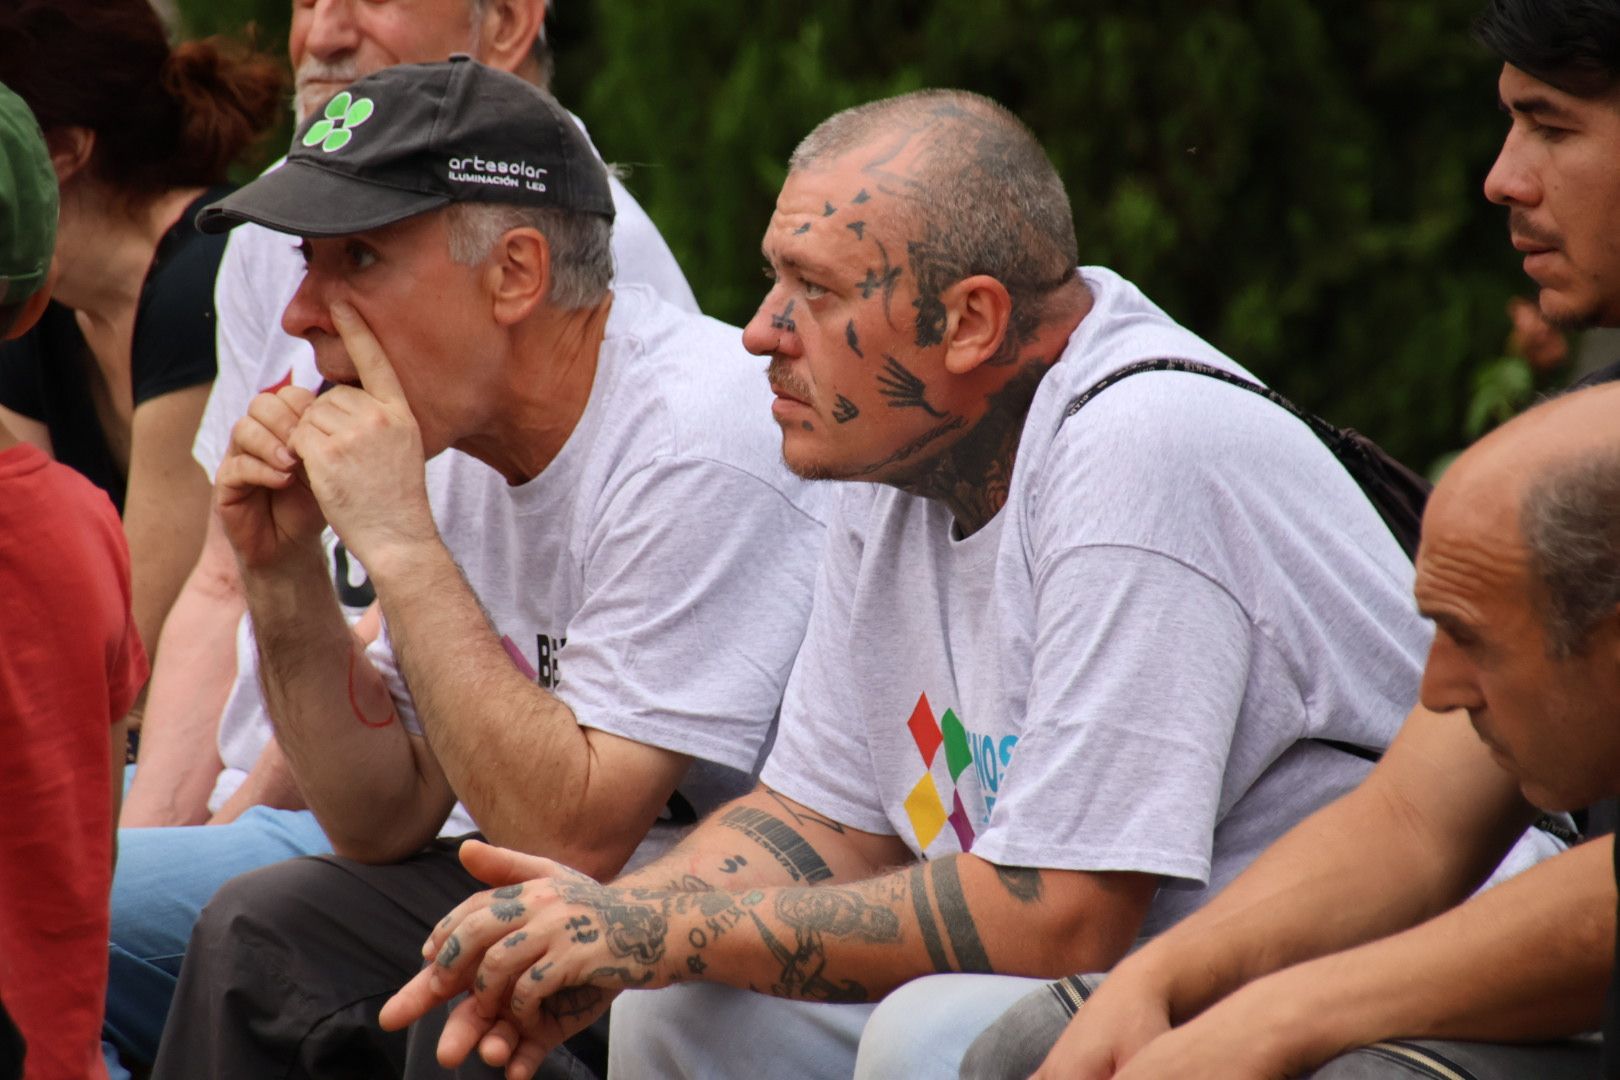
[105,600,150,724]
[759,493,893,835]
[130,228,229,407]
[972,544,1254,882]
[558,456,824,772]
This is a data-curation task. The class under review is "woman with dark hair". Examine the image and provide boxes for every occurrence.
[0,0,284,688]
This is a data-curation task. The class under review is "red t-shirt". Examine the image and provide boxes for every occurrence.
[0,444,148,1080]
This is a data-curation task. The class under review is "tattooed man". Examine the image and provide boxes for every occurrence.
[379,89,1553,1079]
[146,60,827,1079]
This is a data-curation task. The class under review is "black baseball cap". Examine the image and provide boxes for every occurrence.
[198,56,614,237]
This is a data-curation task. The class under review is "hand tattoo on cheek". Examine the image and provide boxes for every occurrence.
[771,300,797,334]
[833,396,860,424]
[877,355,947,417]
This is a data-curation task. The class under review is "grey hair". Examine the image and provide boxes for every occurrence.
[445,202,613,310]
[789,89,1077,363]
[466,0,553,90]
[1520,445,1620,656]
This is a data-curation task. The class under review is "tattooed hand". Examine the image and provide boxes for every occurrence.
[380,840,668,1077]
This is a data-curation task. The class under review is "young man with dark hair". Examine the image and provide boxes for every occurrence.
[961,2,1620,1076]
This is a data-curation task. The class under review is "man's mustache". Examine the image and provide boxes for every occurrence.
[766,358,814,402]
[1509,210,1561,250]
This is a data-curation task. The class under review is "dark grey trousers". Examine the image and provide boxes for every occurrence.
[149,838,605,1080]
[960,974,1603,1079]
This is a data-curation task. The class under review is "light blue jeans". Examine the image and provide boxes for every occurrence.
[606,973,1044,1079]
[102,806,333,1080]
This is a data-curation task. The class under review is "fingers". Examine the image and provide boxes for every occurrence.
[460,840,564,888]
[228,389,311,471]
[378,965,447,1032]
[215,449,296,498]
[437,995,499,1069]
[331,300,407,405]
[477,1018,521,1067]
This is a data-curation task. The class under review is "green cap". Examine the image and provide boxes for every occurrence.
[0,82,56,307]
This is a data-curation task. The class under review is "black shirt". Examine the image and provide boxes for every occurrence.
[0,187,232,512]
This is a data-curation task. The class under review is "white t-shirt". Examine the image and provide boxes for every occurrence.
[363,285,828,847]
[763,267,1440,935]
[200,143,702,816]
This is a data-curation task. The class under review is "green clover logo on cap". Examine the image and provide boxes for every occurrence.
[303,92,374,153]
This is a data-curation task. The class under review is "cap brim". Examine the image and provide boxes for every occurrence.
[196,159,449,237]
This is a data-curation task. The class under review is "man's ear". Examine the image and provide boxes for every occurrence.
[940,275,1012,376]
[486,227,550,325]
[45,127,94,186]
[475,0,546,75]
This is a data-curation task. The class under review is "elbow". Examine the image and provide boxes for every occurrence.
[478,816,637,882]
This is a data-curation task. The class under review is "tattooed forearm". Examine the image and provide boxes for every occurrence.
[994,865,1043,903]
[877,355,947,417]
[719,805,834,884]
[833,395,860,423]
[908,862,951,972]
[552,882,670,967]
[932,858,992,973]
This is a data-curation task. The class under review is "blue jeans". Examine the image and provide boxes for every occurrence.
[103,807,333,1079]
[605,974,1042,1079]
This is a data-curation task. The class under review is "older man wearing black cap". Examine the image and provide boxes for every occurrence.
[148,58,827,1080]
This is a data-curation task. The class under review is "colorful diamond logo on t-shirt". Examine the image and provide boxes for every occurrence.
[903,692,975,852]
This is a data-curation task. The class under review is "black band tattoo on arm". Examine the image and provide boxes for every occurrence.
[994,865,1043,903]
[932,858,992,973]
[719,806,834,883]
[833,395,860,424]
[877,355,947,417]
[908,863,951,973]
[845,320,864,358]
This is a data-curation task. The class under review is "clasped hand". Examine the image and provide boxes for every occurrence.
[380,840,683,1079]
[215,301,436,571]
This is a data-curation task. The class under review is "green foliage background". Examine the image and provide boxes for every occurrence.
[179,0,1531,468]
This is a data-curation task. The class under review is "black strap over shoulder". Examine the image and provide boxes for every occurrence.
[1059,360,1581,843]
[1062,358,1430,560]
